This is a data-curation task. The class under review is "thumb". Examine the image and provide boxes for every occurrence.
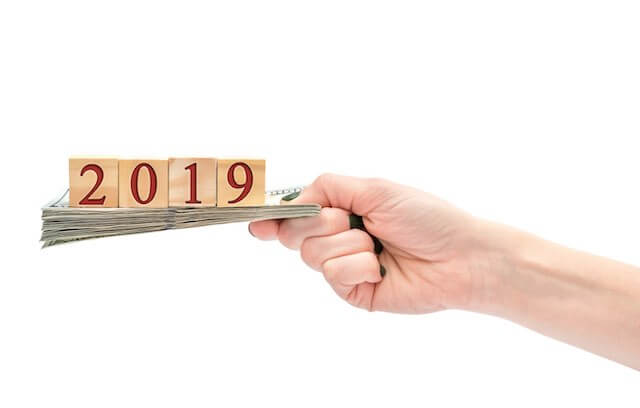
[285,173,390,216]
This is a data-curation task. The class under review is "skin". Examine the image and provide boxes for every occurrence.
[249,174,640,370]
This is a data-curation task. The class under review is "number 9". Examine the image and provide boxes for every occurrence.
[227,162,254,204]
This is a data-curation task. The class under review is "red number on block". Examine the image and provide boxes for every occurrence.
[184,162,202,204]
[130,163,157,204]
[227,162,253,204]
[78,164,106,205]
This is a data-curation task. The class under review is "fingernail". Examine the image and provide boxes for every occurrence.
[282,191,300,201]
[349,214,365,230]
[350,214,384,253]
[373,237,384,254]
[379,265,386,278]
[248,224,255,237]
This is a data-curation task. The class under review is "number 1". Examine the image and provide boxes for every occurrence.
[184,162,202,204]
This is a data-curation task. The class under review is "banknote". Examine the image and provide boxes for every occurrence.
[40,187,319,247]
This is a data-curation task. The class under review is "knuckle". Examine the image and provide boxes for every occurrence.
[365,177,390,190]
[277,222,298,250]
[315,172,336,187]
[364,251,379,267]
[351,228,375,251]
[323,208,344,233]
[300,238,319,268]
[345,288,364,308]
[321,258,339,282]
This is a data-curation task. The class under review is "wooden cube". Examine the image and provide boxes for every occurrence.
[69,157,119,208]
[118,159,169,208]
[169,158,217,207]
[217,159,265,207]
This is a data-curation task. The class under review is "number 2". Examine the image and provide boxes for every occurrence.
[227,162,253,204]
[79,164,106,205]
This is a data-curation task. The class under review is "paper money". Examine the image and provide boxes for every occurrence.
[40,187,319,247]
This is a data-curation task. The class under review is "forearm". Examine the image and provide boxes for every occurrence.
[470,220,640,369]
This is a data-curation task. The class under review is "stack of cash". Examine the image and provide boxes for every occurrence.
[41,188,320,247]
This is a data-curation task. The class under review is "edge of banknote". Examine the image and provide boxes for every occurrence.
[41,187,318,247]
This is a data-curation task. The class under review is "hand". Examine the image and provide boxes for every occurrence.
[250,173,640,369]
[249,174,485,313]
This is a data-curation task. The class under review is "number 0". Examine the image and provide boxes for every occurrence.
[130,163,158,204]
[227,162,253,204]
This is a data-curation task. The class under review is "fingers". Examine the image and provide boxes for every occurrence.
[248,219,280,240]
[250,174,395,243]
[248,207,350,244]
[277,207,351,250]
[323,252,382,285]
[300,229,374,272]
[322,252,382,308]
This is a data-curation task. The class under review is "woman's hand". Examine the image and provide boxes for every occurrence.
[249,173,486,313]
[250,173,640,369]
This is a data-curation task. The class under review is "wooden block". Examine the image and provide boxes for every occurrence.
[169,158,217,207]
[118,159,169,208]
[69,157,119,208]
[217,159,265,207]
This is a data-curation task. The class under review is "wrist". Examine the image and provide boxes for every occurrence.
[462,218,539,316]
[464,219,588,318]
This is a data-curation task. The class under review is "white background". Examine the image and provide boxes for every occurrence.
[1,1,639,406]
